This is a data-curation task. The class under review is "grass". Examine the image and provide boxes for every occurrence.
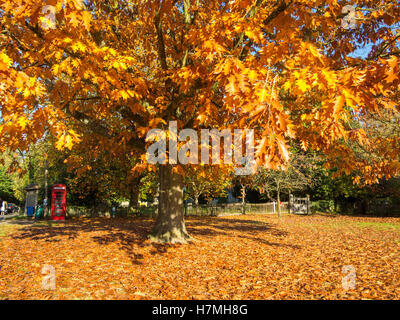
[284,214,400,234]
[0,216,65,237]
[0,225,9,237]
[7,214,32,221]
[321,219,400,232]
[0,223,22,237]
[353,221,400,231]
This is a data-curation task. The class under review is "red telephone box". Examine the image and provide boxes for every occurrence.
[51,184,66,221]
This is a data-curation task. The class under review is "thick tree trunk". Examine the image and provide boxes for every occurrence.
[150,164,190,243]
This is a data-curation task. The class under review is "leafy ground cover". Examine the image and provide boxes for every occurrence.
[0,215,399,300]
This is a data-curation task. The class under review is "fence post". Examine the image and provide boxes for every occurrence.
[273,201,276,214]
[306,194,310,215]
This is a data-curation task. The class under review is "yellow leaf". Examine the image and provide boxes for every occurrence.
[334,95,345,115]
[296,79,310,92]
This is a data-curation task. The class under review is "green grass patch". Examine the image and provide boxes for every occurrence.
[283,217,400,234]
[8,214,32,221]
[317,219,400,233]
[0,224,20,237]
[353,221,400,231]
[32,220,66,227]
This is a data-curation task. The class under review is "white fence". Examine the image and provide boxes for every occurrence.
[185,202,289,216]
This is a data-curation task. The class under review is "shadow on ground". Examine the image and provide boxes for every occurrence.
[10,216,296,264]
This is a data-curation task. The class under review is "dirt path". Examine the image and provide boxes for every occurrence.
[0,213,20,222]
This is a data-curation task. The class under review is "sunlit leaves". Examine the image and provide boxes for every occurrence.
[0,0,399,185]
[1,215,400,299]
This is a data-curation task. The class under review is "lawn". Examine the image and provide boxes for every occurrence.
[0,214,399,300]
[0,223,22,238]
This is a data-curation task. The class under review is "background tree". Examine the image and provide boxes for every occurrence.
[232,174,258,215]
[0,166,14,202]
[184,165,232,210]
[64,139,144,210]
[139,170,159,205]
[255,150,315,216]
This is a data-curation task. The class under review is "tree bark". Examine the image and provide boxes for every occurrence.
[129,186,139,214]
[128,176,142,215]
[150,164,191,243]
[241,184,246,215]
[277,191,281,217]
[194,195,199,215]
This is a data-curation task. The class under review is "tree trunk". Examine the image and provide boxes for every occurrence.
[241,185,246,215]
[360,198,368,215]
[150,164,190,243]
[277,191,281,217]
[128,181,140,214]
[194,195,199,215]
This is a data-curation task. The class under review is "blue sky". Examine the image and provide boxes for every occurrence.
[349,42,375,58]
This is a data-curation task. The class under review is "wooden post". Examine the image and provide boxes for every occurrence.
[306,194,310,215]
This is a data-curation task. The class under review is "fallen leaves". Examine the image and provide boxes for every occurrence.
[0,215,399,300]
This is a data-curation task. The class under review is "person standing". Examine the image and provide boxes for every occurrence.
[0,201,6,216]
